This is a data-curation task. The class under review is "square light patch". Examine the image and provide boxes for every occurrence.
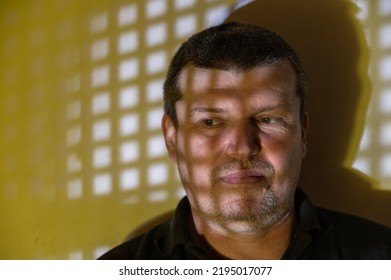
[381,153,391,177]
[68,250,83,260]
[380,88,391,113]
[380,56,391,80]
[147,163,168,185]
[147,108,164,130]
[146,51,166,74]
[175,0,195,10]
[119,58,138,81]
[175,15,197,38]
[146,23,167,46]
[90,13,108,33]
[67,153,82,173]
[119,86,139,109]
[379,24,391,49]
[91,38,109,61]
[120,113,139,136]
[148,190,168,202]
[379,0,391,15]
[380,122,391,146]
[120,168,140,191]
[92,92,110,115]
[352,157,370,175]
[93,146,111,168]
[67,179,82,199]
[93,120,111,141]
[118,4,137,26]
[146,0,167,18]
[118,30,138,54]
[353,0,368,20]
[91,65,110,88]
[67,126,81,146]
[204,6,229,27]
[93,173,112,196]
[120,141,140,163]
[66,100,81,120]
[94,246,111,259]
[146,79,163,102]
[147,135,166,158]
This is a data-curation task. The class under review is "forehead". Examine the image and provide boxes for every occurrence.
[177,61,297,101]
[175,62,300,119]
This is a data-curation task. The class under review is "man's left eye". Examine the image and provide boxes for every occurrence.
[259,117,274,124]
[201,119,220,127]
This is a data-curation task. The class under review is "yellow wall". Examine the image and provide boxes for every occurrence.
[0,0,390,259]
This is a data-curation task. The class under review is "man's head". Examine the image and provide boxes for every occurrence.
[163,21,308,127]
[162,22,309,234]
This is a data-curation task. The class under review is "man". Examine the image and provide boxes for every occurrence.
[99,22,391,259]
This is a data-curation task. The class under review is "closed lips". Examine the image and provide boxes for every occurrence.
[220,170,266,184]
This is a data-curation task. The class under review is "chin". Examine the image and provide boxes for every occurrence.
[218,190,290,224]
[219,197,262,219]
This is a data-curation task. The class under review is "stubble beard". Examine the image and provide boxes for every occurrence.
[207,159,292,232]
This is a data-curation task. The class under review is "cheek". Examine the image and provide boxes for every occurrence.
[262,134,303,176]
[175,134,219,211]
[177,130,220,163]
[175,132,218,184]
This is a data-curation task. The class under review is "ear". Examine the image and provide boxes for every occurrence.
[301,112,309,158]
[162,114,177,162]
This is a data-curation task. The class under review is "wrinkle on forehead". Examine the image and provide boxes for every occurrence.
[175,62,300,122]
[178,61,297,100]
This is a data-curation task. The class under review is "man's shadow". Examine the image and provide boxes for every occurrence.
[225,0,391,227]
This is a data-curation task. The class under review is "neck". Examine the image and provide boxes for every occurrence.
[191,208,296,260]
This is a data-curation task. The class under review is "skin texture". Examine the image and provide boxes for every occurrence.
[162,60,308,259]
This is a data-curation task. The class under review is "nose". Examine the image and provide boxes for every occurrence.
[226,121,261,160]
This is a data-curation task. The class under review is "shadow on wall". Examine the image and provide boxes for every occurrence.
[226,0,391,228]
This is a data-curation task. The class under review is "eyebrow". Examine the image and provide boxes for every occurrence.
[255,104,292,114]
[189,107,227,115]
[189,103,292,116]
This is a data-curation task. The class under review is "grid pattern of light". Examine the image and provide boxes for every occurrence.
[352,0,391,190]
[63,0,233,259]
[0,0,235,260]
[1,0,390,260]
[66,0,231,197]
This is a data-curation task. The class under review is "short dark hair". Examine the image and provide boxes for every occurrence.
[163,22,308,126]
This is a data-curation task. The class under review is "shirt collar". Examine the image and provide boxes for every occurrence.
[295,188,323,233]
[153,197,194,256]
[154,188,330,257]
[282,188,332,259]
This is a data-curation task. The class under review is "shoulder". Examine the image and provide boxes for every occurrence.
[98,198,192,260]
[318,207,391,237]
[97,235,144,260]
[317,208,391,259]
[98,222,167,260]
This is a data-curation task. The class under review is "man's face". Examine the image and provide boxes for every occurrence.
[163,61,308,233]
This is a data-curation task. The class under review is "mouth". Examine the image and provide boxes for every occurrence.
[219,170,267,185]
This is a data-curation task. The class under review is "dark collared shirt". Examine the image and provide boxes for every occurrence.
[99,189,391,259]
